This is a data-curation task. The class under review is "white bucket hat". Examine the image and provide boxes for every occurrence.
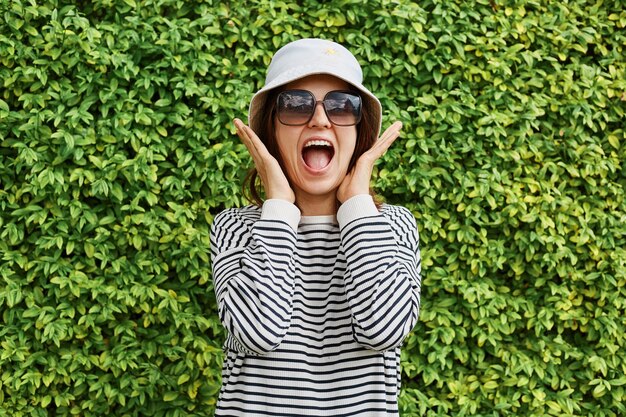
[248,38,382,137]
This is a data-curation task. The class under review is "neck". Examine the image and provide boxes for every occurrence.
[295,191,338,216]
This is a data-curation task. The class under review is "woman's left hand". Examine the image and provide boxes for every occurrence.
[337,121,403,204]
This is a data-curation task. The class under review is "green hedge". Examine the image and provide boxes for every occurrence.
[1,0,625,416]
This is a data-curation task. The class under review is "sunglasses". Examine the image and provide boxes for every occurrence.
[276,89,362,126]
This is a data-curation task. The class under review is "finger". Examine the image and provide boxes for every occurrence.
[236,119,276,161]
[378,121,403,148]
[365,121,403,160]
[234,119,269,177]
[233,118,253,148]
[234,118,265,164]
[234,118,256,149]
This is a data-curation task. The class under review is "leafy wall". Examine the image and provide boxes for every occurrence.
[1,0,625,416]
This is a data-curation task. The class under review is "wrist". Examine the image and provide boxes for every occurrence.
[337,194,379,227]
[266,187,296,204]
[261,199,301,231]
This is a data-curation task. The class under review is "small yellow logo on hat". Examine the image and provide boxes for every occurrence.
[324,47,337,55]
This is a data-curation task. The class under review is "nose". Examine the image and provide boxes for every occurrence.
[308,101,332,128]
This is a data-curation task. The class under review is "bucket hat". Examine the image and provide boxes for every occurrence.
[248,38,382,137]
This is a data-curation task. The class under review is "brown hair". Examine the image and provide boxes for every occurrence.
[242,87,382,209]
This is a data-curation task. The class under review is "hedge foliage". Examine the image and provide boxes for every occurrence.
[0,0,625,416]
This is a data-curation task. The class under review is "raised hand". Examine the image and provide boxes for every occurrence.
[234,118,296,203]
[337,121,403,204]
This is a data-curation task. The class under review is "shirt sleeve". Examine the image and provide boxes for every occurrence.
[337,195,422,351]
[210,201,301,355]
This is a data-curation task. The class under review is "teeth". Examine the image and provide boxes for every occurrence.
[304,140,332,147]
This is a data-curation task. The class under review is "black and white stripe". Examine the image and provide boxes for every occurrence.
[210,203,422,416]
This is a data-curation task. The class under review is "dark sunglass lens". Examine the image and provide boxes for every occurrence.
[325,92,361,126]
[278,91,315,125]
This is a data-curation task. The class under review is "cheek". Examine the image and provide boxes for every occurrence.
[340,128,358,157]
[274,125,300,165]
[345,129,364,171]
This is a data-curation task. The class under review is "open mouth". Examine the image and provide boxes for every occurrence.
[302,139,335,170]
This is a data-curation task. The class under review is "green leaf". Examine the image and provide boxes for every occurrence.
[41,395,52,407]
[84,242,95,258]
[163,392,179,402]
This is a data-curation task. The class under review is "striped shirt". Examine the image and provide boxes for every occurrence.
[210,195,422,416]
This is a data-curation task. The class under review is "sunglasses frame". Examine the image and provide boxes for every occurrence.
[276,89,362,127]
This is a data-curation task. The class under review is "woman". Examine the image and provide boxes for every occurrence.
[210,38,422,416]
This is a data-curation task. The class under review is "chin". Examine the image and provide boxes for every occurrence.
[296,179,341,197]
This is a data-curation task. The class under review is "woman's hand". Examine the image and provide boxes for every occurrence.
[234,118,296,203]
[337,121,403,204]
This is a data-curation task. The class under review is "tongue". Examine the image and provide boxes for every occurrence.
[303,147,333,170]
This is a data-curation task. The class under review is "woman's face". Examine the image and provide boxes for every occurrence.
[274,74,358,211]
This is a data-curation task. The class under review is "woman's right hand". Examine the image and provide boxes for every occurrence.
[234,118,296,203]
